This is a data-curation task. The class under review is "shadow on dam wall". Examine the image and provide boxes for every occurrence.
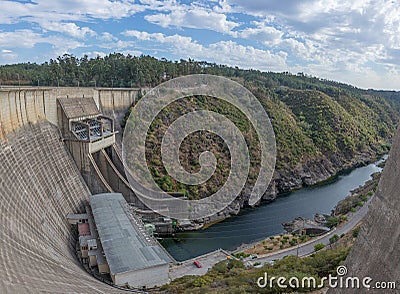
[0,87,139,293]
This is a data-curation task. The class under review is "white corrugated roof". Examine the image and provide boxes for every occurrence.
[90,193,171,275]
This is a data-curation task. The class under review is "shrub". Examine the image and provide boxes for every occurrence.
[329,234,340,244]
[314,244,325,251]
[350,207,356,212]
[234,252,250,259]
[213,261,228,273]
[341,216,348,221]
[227,259,245,270]
[326,217,340,228]
[352,227,361,238]
[192,277,208,287]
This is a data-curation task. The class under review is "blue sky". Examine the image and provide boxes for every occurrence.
[0,0,399,90]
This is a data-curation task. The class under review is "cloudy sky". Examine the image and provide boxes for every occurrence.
[0,0,399,90]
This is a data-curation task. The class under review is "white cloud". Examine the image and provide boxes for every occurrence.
[145,8,239,34]
[212,0,235,13]
[98,32,117,42]
[40,21,96,39]
[0,49,17,63]
[225,0,400,89]
[124,30,287,70]
[0,30,42,48]
[0,29,85,61]
[99,39,136,50]
[0,0,399,89]
[237,23,284,46]
[123,30,160,40]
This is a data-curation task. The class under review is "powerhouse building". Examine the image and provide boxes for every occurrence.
[90,193,172,288]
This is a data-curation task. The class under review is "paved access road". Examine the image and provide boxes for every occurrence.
[249,197,372,266]
[169,249,230,280]
[168,197,372,280]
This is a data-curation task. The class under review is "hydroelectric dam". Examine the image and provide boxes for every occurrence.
[0,86,398,293]
[0,86,149,293]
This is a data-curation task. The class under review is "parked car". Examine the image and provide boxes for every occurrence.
[193,260,202,268]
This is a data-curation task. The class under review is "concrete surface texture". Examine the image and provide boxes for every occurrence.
[0,122,125,293]
[0,88,139,293]
[329,127,400,293]
[0,87,139,139]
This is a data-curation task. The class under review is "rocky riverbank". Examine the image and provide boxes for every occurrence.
[232,165,382,257]
[201,149,384,226]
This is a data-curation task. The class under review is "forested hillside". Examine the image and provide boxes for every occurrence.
[1,54,399,211]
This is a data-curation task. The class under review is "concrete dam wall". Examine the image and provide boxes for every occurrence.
[0,87,139,139]
[329,126,400,293]
[0,87,138,293]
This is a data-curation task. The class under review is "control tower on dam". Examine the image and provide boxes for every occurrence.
[0,87,147,293]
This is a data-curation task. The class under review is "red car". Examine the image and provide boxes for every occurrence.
[193,260,202,268]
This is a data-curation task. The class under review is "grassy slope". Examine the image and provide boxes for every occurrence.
[143,83,397,200]
[161,246,351,293]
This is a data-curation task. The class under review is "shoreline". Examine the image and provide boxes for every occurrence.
[195,153,387,231]
[232,164,382,256]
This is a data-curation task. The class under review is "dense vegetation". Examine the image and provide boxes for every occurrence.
[162,246,350,293]
[1,54,399,200]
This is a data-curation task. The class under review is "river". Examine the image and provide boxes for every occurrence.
[161,156,386,261]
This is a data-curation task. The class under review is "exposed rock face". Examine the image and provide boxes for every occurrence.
[329,127,400,293]
[208,148,381,223]
[273,149,376,193]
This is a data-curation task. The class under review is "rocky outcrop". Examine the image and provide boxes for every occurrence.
[273,149,376,193]
[329,127,400,293]
[200,148,382,224]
